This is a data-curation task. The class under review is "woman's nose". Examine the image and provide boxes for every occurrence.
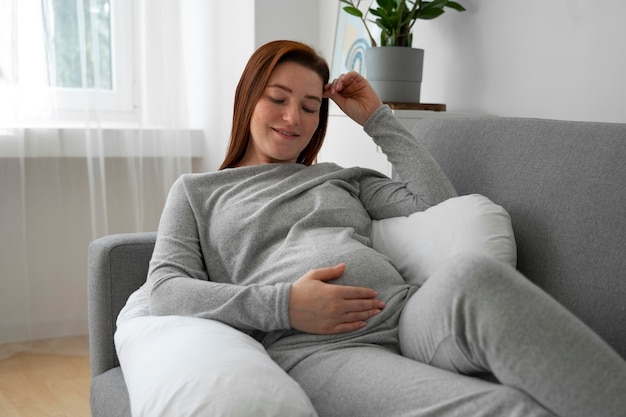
[282,104,300,126]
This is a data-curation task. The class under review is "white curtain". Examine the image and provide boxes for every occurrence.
[0,0,200,358]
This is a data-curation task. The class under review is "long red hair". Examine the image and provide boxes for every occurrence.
[219,40,330,170]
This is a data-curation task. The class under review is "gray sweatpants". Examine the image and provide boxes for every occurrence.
[287,254,626,417]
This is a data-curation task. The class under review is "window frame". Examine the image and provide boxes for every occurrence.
[51,0,136,116]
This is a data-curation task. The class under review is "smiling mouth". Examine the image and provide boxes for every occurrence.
[273,128,300,138]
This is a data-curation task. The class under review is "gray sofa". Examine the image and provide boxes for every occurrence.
[88,116,626,417]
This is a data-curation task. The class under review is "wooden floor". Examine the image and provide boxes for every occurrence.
[0,336,91,417]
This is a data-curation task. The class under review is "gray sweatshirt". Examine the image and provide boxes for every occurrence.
[147,105,456,370]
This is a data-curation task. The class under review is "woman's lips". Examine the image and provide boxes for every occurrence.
[273,128,300,139]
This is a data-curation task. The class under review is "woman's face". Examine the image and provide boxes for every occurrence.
[239,61,324,166]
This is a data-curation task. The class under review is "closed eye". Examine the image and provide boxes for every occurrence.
[268,96,318,114]
[268,96,285,104]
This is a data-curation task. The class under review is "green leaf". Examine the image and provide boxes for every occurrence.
[342,6,363,18]
[420,0,448,10]
[376,0,395,10]
[446,1,466,12]
[419,8,445,19]
[369,8,384,18]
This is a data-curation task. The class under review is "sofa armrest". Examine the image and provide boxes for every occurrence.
[88,232,157,378]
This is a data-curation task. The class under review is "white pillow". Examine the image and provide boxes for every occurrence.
[115,288,317,417]
[371,194,516,286]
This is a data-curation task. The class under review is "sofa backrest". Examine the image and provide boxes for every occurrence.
[415,117,626,360]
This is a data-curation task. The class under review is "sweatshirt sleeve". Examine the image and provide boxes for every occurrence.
[146,177,292,333]
[358,105,457,219]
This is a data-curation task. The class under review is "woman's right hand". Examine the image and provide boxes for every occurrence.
[288,263,385,334]
[324,71,383,126]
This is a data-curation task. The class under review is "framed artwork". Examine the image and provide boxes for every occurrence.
[331,6,378,80]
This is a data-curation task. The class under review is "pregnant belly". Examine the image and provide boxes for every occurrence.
[325,246,409,301]
[246,227,412,302]
[263,247,414,369]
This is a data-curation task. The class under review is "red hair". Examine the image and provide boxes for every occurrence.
[219,40,330,170]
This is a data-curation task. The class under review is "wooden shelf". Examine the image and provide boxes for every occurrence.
[384,102,446,112]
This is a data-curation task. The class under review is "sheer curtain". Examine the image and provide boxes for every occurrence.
[0,0,201,358]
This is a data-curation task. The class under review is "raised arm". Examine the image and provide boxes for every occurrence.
[325,71,457,218]
[362,105,457,212]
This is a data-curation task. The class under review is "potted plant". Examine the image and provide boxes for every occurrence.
[339,0,465,103]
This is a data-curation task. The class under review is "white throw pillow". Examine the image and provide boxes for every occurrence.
[371,194,517,286]
[115,287,318,417]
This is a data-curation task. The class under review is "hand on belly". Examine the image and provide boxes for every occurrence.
[288,263,386,335]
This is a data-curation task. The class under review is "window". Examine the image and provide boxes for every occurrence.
[0,0,135,122]
[42,0,113,90]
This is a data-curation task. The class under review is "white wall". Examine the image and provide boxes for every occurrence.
[255,0,319,48]
[181,0,257,172]
[320,0,626,123]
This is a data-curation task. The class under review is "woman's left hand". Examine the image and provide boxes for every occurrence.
[324,71,383,126]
